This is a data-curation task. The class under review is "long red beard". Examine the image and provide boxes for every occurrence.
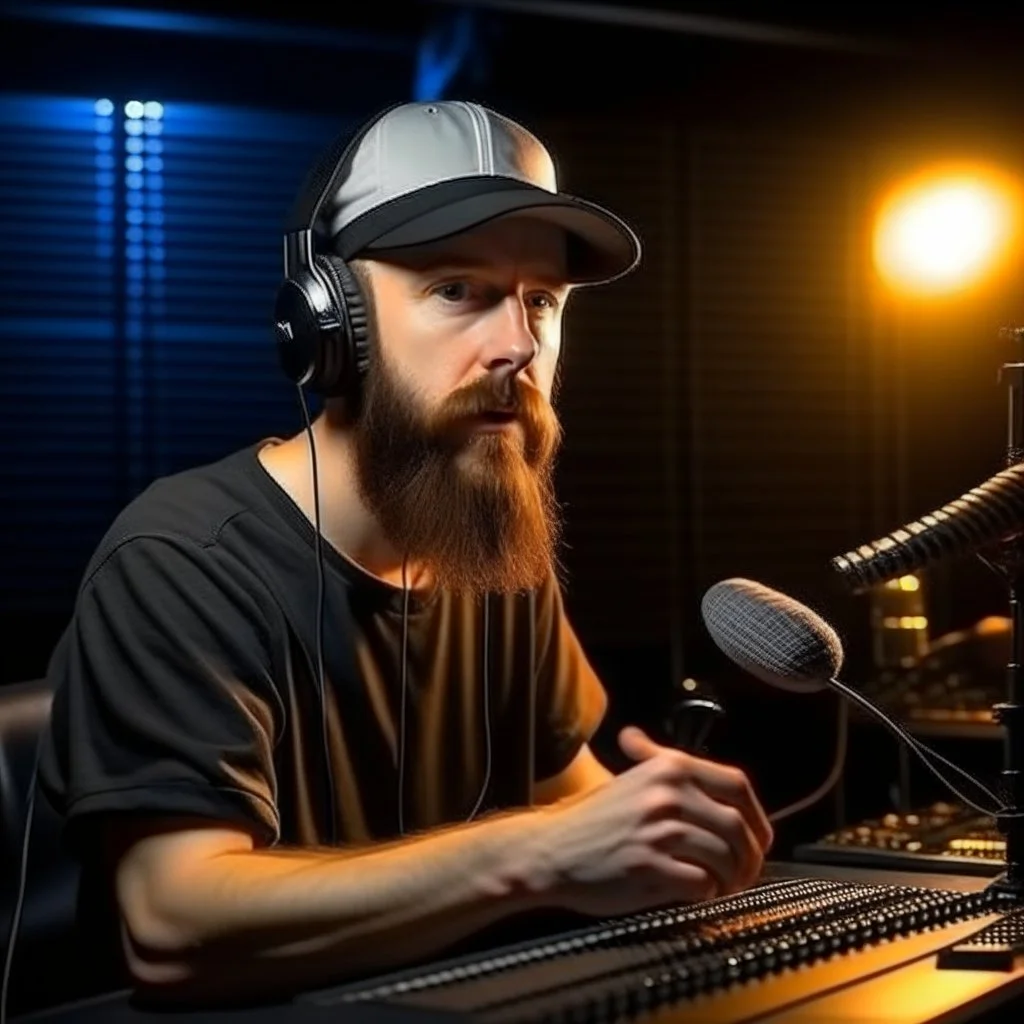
[353,353,563,595]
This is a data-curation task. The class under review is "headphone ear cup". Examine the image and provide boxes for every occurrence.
[314,254,371,397]
[273,268,325,388]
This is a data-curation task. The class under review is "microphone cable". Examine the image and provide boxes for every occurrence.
[764,685,1019,825]
[767,697,848,824]
[824,672,1016,819]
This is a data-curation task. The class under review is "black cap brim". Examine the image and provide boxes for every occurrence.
[333,176,641,285]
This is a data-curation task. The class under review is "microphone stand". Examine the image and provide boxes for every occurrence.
[977,324,1024,901]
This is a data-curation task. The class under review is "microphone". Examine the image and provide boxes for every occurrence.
[700,578,840,694]
[831,461,1024,592]
[700,578,1006,820]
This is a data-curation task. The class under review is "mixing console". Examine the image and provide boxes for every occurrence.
[795,801,1005,875]
[939,905,1024,970]
[305,876,1020,1022]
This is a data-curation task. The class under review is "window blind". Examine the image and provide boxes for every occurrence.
[141,100,344,480]
[0,94,350,612]
[0,96,119,613]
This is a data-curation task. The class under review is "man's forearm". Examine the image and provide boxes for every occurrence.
[123,807,559,1002]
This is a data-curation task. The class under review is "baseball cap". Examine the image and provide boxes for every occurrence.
[310,100,641,286]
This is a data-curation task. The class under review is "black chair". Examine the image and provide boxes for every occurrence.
[0,679,106,1017]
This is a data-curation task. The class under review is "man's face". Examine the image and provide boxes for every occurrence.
[351,216,572,594]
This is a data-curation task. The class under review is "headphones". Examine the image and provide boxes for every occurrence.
[272,110,403,398]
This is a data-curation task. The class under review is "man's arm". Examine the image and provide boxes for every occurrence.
[533,743,614,806]
[113,809,554,1004]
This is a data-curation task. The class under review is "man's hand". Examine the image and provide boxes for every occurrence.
[619,726,773,888]
[531,725,773,917]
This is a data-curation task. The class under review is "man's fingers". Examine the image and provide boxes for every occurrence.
[636,738,774,855]
[683,759,774,854]
[618,725,663,764]
[642,803,760,894]
[641,818,738,895]
[646,852,718,903]
[680,784,765,890]
[618,728,773,886]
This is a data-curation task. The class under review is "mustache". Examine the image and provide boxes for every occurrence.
[427,374,561,465]
[431,375,545,425]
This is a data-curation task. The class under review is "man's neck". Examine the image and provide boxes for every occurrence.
[256,417,432,592]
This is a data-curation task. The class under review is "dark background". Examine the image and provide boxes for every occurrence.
[3,0,1024,855]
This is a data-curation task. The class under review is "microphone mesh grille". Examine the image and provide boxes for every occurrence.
[700,578,843,694]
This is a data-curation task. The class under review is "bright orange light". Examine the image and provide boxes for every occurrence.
[873,163,1019,296]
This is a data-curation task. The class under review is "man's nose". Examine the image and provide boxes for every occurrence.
[481,294,538,377]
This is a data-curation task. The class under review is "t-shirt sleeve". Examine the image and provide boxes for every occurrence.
[531,574,608,782]
[39,534,285,850]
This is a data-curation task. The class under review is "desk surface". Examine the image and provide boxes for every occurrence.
[14,862,1024,1024]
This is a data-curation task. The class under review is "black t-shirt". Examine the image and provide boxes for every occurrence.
[38,440,606,982]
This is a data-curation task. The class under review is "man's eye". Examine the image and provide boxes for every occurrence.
[437,282,470,302]
[529,292,558,311]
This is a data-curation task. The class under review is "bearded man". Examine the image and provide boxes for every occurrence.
[39,101,772,1006]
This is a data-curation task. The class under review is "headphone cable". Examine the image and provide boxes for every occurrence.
[527,589,536,808]
[398,557,411,836]
[397,567,495,833]
[296,386,337,845]
[467,594,493,821]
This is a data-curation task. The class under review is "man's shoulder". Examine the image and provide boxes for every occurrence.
[83,442,270,582]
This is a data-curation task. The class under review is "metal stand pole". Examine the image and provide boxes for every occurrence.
[981,327,1024,901]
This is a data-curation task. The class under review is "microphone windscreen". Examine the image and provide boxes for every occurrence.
[700,578,843,694]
